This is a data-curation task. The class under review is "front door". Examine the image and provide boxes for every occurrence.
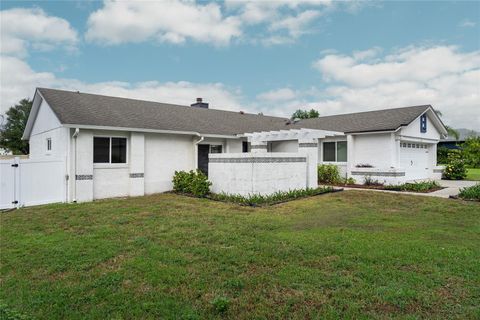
[197,144,210,176]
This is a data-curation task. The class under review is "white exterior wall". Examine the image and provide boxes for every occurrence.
[400,115,441,140]
[28,100,69,160]
[144,133,195,194]
[351,133,394,168]
[209,153,308,196]
[226,139,243,153]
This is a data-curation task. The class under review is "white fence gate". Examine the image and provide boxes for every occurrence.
[0,157,67,209]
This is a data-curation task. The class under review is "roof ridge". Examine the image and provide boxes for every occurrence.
[299,105,431,122]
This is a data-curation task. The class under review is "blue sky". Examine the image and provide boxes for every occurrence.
[1,0,479,129]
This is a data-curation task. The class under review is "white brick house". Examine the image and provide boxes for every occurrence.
[21,87,448,202]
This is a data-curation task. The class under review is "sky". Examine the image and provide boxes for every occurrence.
[0,0,479,129]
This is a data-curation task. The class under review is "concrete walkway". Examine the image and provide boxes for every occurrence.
[336,180,478,199]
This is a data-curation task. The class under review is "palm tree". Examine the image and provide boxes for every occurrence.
[434,110,459,140]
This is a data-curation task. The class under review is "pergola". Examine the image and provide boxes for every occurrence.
[243,128,344,143]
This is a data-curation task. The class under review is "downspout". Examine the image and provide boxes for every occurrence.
[72,128,80,202]
[194,134,204,170]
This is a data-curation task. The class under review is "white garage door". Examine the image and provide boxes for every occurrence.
[400,142,430,181]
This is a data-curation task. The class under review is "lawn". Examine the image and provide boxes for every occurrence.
[466,168,480,181]
[1,191,479,319]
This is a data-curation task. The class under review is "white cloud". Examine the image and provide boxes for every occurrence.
[0,56,243,115]
[86,0,346,46]
[459,19,476,28]
[269,10,321,38]
[306,45,480,129]
[0,8,78,56]
[257,88,297,102]
[86,0,242,45]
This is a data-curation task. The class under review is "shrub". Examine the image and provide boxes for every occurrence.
[443,150,467,180]
[344,177,356,185]
[363,175,383,186]
[318,164,341,184]
[437,146,450,165]
[210,187,334,206]
[384,181,441,192]
[172,170,211,197]
[458,184,480,201]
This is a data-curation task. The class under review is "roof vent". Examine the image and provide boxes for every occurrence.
[191,97,209,109]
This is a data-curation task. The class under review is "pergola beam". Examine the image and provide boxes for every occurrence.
[245,128,344,143]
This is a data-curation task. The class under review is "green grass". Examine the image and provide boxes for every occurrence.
[466,168,480,181]
[1,191,479,319]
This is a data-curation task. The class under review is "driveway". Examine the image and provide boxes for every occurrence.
[340,179,477,199]
[431,179,478,198]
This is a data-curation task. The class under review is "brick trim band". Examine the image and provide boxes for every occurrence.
[76,174,93,180]
[210,157,306,163]
[129,173,144,178]
[351,171,405,177]
[298,143,318,148]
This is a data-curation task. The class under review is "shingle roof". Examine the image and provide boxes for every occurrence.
[37,88,288,136]
[36,88,432,136]
[289,105,431,133]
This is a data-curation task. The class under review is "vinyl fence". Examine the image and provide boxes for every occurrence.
[0,157,67,209]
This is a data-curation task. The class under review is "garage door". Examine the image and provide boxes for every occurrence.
[400,142,430,181]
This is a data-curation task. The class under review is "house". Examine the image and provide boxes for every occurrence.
[438,129,479,150]
[21,87,447,202]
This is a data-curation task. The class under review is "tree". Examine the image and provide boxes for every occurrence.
[434,110,459,140]
[291,109,319,119]
[0,99,32,154]
[462,136,480,168]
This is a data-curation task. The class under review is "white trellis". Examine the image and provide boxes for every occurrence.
[243,128,344,143]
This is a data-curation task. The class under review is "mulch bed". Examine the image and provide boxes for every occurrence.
[322,183,444,194]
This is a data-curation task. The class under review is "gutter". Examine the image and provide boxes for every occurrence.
[62,124,239,139]
[72,128,80,202]
[193,134,204,170]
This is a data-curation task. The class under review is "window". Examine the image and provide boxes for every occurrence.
[323,141,347,162]
[323,142,336,162]
[93,137,127,164]
[210,145,222,154]
[46,138,52,152]
[337,141,347,162]
[111,138,127,163]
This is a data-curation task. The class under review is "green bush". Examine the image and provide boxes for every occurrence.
[384,181,441,192]
[318,164,341,184]
[461,136,480,168]
[437,146,450,165]
[344,177,356,185]
[458,184,480,201]
[443,150,467,180]
[172,170,211,197]
[210,187,334,206]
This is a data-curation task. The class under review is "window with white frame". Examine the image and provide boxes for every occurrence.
[323,141,347,162]
[210,145,222,153]
[93,137,127,164]
[46,138,52,152]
